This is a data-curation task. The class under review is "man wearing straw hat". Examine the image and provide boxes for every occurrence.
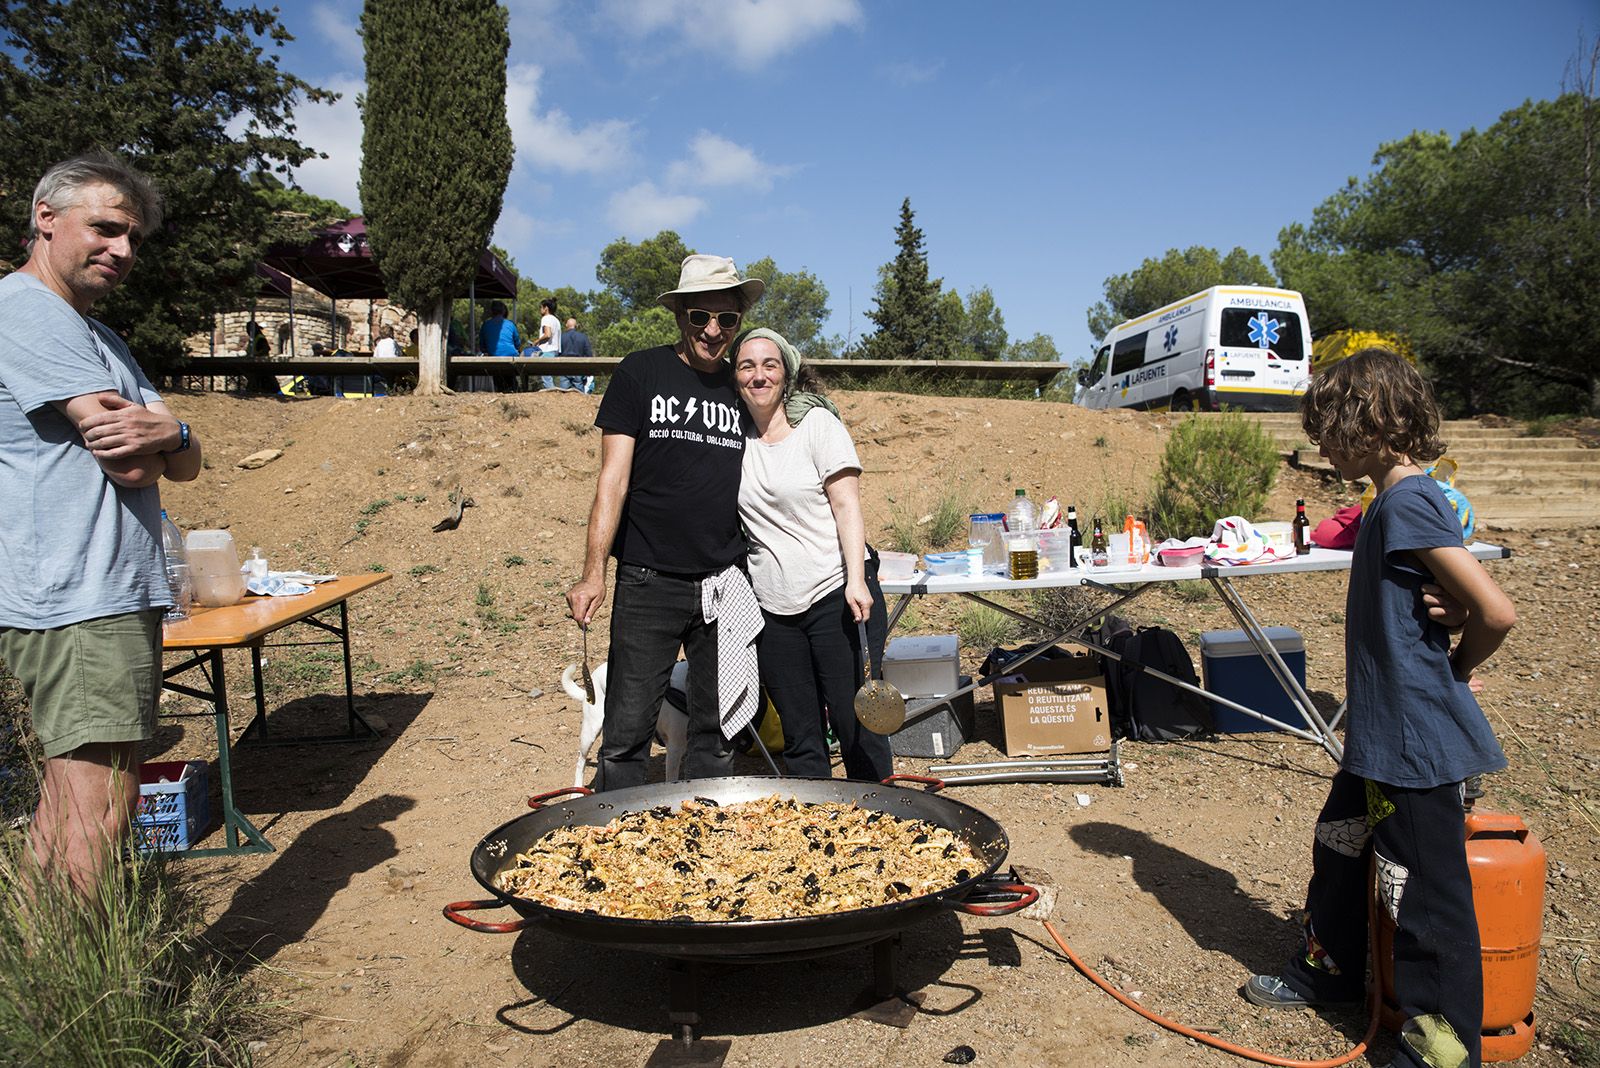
[566,255,765,791]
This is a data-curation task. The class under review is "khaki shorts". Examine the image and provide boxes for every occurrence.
[0,610,162,759]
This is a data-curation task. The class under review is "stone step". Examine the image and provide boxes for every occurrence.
[1442,447,1599,464]
[1459,474,1600,493]
[1291,450,1600,475]
[1270,433,1580,451]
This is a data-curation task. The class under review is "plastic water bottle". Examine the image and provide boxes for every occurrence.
[1006,489,1037,533]
[160,509,192,622]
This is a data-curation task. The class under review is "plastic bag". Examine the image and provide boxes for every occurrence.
[1359,456,1475,540]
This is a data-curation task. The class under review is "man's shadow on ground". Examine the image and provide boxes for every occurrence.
[202,792,415,963]
[1069,820,1297,975]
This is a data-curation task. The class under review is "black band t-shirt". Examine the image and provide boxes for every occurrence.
[595,344,747,574]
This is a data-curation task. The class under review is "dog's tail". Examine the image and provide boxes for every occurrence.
[559,662,587,704]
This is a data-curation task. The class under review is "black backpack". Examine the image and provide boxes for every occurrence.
[1095,619,1212,741]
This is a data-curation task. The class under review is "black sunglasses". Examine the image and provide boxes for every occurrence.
[685,308,742,330]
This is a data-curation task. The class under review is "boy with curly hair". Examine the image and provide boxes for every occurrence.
[1245,349,1516,1068]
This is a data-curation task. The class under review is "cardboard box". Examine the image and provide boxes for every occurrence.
[883,634,960,697]
[890,676,975,759]
[993,653,1112,757]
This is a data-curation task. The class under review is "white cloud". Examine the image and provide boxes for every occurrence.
[506,63,635,175]
[884,59,942,87]
[309,3,365,72]
[600,0,862,70]
[665,132,789,191]
[607,181,706,235]
[286,75,367,213]
[506,0,581,65]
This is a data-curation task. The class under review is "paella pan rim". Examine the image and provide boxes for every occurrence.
[468,775,1012,938]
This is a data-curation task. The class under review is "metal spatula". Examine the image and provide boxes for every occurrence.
[853,620,905,735]
[579,622,596,704]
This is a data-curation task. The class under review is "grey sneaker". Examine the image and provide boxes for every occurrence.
[1243,974,1312,1008]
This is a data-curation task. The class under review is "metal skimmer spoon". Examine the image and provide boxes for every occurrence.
[853,619,905,734]
[579,622,596,704]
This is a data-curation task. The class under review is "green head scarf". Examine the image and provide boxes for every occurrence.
[728,327,842,428]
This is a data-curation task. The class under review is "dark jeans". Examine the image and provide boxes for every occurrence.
[597,564,733,791]
[1282,771,1482,1068]
[757,568,893,782]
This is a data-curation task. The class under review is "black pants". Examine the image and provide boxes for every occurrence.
[756,572,893,782]
[597,564,734,791]
[1282,770,1482,1068]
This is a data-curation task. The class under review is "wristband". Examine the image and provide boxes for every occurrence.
[167,421,191,453]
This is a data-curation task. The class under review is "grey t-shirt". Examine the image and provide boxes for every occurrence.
[1341,474,1507,787]
[0,271,171,629]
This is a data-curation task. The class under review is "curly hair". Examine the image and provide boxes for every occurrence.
[1299,348,1444,464]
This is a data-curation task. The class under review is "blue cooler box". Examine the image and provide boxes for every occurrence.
[1198,628,1307,733]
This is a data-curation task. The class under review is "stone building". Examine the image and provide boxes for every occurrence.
[185,274,417,359]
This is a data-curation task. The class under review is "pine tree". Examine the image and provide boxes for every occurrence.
[861,198,955,361]
[360,0,514,394]
[0,0,334,364]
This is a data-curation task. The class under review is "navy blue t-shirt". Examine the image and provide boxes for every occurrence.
[1342,474,1507,787]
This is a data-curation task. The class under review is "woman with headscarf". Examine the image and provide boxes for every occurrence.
[729,328,893,781]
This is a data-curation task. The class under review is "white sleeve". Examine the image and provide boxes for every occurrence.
[808,411,861,482]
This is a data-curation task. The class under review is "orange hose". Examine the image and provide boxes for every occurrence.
[1041,919,1381,1067]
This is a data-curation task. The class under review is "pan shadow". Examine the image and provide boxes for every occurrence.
[493,910,1014,1038]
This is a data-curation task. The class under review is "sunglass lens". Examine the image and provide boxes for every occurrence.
[687,310,741,329]
[717,312,741,329]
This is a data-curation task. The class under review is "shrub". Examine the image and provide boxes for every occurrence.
[956,604,1015,649]
[884,484,971,555]
[1148,413,1278,540]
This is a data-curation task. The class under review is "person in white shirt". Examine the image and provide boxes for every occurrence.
[372,324,400,359]
[729,328,892,781]
[535,298,562,391]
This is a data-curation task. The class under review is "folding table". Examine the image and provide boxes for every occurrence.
[878,544,1510,763]
[158,573,392,856]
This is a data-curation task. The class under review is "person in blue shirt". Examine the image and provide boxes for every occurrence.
[478,300,522,357]
[1246,349,1517,1068]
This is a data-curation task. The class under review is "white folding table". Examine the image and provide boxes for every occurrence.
[878,543,1511,763]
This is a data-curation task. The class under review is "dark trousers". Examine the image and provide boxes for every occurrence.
[1283,770,1482,1068]
[757,571,893,782]
[597,564,733,791]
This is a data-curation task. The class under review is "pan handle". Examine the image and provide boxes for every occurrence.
[527,786,593,809]
[953,882,1039,917]
[880,773,945,793]
[442,898,535,934]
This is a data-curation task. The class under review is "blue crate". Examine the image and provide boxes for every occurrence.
[135,760,210,852]
[1198,628,1308,733]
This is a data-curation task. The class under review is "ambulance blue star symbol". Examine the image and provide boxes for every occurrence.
[1247,313,1281,348]
[1162,325,1178,352]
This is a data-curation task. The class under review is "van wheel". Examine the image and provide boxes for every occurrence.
[1172,390,1206,413]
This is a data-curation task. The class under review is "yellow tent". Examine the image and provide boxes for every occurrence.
[1310,330,1417,376]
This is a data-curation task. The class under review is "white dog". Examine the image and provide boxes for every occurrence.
[563,660,689,788]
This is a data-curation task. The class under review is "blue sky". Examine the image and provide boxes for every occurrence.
[268,0,1592,357]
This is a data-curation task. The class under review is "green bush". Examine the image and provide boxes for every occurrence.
[884,484,971,555]
[956,604,1015,649]
[0,840,256,1065]
[1148,413,1279,540]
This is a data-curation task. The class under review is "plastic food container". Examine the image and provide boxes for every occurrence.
[876,550,919,580]
[923,552,970,576]
[1157,544,1206,566]
[1255,522,1294,550]
[1035,528,1075,574]
[185,529,247,607]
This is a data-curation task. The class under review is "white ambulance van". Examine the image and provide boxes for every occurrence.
[1075,286,1313,411]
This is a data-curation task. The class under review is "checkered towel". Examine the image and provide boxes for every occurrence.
[701,565,764,740]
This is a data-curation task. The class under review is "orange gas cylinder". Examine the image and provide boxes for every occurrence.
[1375,808,1545,1062]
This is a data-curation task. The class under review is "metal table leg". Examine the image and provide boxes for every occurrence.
[237,599,380,747]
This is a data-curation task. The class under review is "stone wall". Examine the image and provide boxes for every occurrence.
[184,283,418,359]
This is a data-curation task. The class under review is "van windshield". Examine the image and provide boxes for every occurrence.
[1220,309,1305,361]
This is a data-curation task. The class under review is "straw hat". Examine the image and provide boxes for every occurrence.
[656,254,765,311]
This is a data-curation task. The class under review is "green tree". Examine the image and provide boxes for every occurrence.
[0,0,335,363]
[249,173,351,227]
[596,231,693,312]
[961,286,1007,360]
[360,0,514,393]
[1086,246,1276,343]
[743,256,833,359]
[594,307,678,358]
[1275,88,1600,415]
[861,198,957,361]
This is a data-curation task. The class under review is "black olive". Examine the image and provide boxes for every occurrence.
[737,872,756,884]
[767,881,780,894]
[693,797,719,807]
[802,872,819,888]
[851,846,870,856]
[800,825,816,838]
[651,805,672,818]
[808,840,821,851]
[955,868,971,882]
[707,895,723,910]
[672,860,692,875]
[685,823,700,838]
[730,897,746,912]
[912,833,928,845]
[865,811,883,823]
[890,880,912,896]
[583,876,606,892]
[876,858,886,874]
[823,841,836,857]
[803,886,820,905]
[559,869,577,880]
[782,864,797,874]
[705,877,717,888]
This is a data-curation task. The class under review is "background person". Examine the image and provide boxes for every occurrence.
[1246,349,1516,1068]
[558,315,593,393]
[730,328,892,781]
[533,298,561,390]
[373,323,400,359]
[478,300,521,392]
[0,152,202,895]
[565,255,765,791]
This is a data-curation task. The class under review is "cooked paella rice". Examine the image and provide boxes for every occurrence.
[494,794,981,921]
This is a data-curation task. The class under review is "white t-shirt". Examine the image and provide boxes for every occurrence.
[373,337,399,358]
[739,409,863,616]
[538,313,561,354]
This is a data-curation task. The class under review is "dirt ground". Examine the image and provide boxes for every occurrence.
[147,389,1598,1068]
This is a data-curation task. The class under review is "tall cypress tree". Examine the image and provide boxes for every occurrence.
[360,0,514,393]
[861,198,954,361]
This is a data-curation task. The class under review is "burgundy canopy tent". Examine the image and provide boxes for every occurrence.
[260,216,517,352]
